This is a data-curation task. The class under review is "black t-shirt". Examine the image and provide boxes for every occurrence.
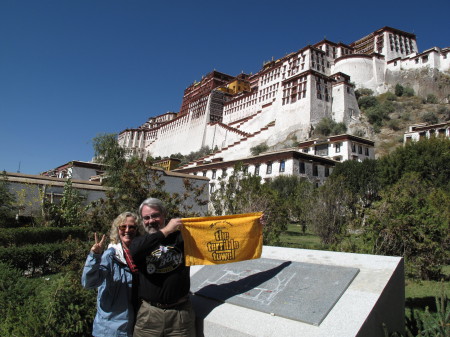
[130,231,190,304]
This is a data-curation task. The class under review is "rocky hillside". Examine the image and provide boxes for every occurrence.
[351,97,449,158]
[350,68,450,158]
[280,68,450,159]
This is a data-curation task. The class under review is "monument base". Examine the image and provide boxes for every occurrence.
[190,246,404,337]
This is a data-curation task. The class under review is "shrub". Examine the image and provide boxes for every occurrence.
[380,91,397,101]
[0,226,87,247]
[404,86,415,97]
[385,286,450,337]
[332,122,347,135]
[387,119,401,131]
[358,95,378,109]
[250,142,269,156]
[425,94,438,104]
[366,106,386,127]
[0,241,88,275]
[355,88,374,100]
[437,106,450,120]
[314,117,347,136]
[395,84,404,97]
[0,271,96,337]
[421,111,439,124]
[353,129,365,137]
[401,112,411,121]
[373,124,381,133]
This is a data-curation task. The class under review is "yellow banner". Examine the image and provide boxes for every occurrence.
[181,212,263,266]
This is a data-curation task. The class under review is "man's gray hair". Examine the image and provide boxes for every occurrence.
[139,197,167,216]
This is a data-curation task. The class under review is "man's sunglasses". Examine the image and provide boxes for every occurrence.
[118,225,137,231]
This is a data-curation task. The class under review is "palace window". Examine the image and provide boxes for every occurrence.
[212,170,216,179]
[255,165,260,176]
[279,160,285,172]
[299,161,306,174]
[266,162,272,174]
[315,144,328,156]
[335,142,341,153]
[313,165,318,177]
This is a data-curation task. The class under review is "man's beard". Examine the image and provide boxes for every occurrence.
[145,222,162,234]
[145,225,158,234]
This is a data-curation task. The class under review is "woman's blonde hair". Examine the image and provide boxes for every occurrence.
[109,211,139,244]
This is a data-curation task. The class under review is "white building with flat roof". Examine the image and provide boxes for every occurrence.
[404,122,450,143]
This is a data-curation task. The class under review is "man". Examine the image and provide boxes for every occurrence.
[130,198,195,337]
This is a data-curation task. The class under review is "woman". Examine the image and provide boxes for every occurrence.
[82,211,140,337]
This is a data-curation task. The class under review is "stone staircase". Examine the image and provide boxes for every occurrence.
[177,120,276,169]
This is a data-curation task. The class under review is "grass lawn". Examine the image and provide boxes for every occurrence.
[278,224,326,250]
[279,224,450,314]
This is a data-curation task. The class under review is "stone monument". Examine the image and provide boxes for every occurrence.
[190,246,404,337]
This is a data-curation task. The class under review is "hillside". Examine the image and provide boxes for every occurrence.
[277,68,450,159]
[357,69,450,158]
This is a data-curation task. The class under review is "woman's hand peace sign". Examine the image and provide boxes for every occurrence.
[90,232,106,254]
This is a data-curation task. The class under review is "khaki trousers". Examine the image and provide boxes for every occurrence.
[133,299,196,337]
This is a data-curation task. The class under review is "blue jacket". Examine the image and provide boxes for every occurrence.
[81,245,134,337]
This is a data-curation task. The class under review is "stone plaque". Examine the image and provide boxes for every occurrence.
[190,258,359,325]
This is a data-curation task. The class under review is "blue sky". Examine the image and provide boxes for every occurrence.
[1,0,449,175]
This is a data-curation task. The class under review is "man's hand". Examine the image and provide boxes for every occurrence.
[161,218,182,237]
[259,213,267,226]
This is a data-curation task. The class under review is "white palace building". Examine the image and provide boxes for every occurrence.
[118,27,449,185]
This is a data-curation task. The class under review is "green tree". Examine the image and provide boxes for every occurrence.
[306,176,353,245]
[46,179,87,227]
[330,159,380,209]
[267,175,314,232]
[92,133,126,183]
[90,134,208,232]
[210,164,288,245]
[377,138,450,192]
[0,171,16,227]
[364,173,450,280]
